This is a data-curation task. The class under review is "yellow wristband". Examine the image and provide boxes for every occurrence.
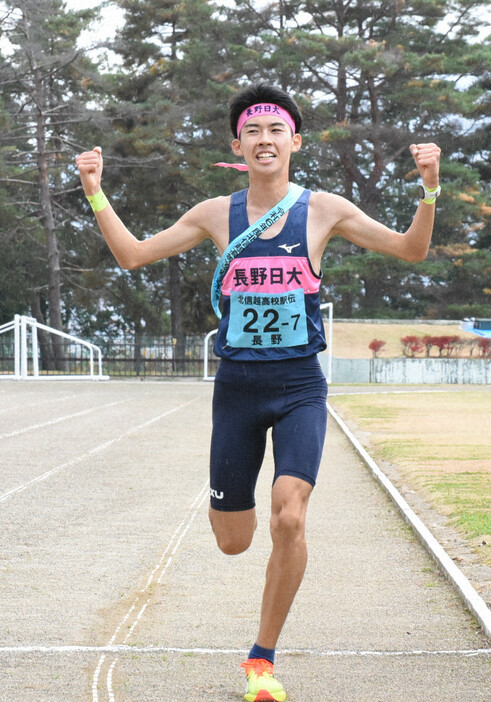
[86,190,109,213]
[422,185,439,205]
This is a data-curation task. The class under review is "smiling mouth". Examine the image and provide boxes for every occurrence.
[256,152,276,161]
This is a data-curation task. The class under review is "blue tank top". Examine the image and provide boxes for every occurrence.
[213,187,327,361]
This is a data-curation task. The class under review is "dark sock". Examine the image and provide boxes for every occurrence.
[248,643,275,665]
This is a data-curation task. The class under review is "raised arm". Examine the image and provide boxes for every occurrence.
[327,142,441,262]
[76,147,217,269]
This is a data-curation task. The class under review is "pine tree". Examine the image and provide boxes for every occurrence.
[102,0,249,344]
[0,0,107,365]
[223,0,490,318]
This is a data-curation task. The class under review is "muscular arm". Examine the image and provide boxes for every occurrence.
[329,194,435,262]
[76,147,227,269]
[321,143,441,262]
[90,200,215,269]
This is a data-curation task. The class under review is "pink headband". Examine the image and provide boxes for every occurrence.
[214,103,296,171]
[236,103,296,136]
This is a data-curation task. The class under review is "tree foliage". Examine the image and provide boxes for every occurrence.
[0,0,110,364]
[0,0,489,341]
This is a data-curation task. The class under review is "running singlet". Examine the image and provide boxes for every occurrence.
[213,188,327,361]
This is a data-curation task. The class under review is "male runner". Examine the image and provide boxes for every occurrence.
[76,83,440,701]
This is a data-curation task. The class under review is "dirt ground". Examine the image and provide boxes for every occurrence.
[0,380,489,702]
[328,388,491,607]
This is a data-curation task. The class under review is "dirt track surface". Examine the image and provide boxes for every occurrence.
[0,380,489,701]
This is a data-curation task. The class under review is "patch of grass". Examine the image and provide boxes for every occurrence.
[329,390,491,565]
[421,473,491,539]
[377,440,490,463]
[350,406,399,421]
[454,513,490,539]
[377,439,427,461]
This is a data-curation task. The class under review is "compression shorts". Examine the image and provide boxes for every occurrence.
[209,355,328,511]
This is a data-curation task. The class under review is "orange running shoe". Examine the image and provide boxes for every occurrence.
[241,658,287,702]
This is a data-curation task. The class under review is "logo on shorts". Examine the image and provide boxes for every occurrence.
[210,488,224,500]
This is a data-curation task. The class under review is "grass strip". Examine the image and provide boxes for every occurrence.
[328,390,491,565]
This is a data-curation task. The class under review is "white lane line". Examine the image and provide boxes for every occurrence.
[107,659,117,702]
[0,393,78,415]
[0,400,196,503]
[93,481,210,702]
[1,645,489,657]
[329,389,458,397]
[0,399,127,440]
[1,438,116,502]
[92,653,105,700]
[105,600,151,701]
[326,400,491,640]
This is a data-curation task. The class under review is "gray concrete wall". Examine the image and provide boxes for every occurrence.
[330,357,370,384]
[372,358,491,384]
[330,357,491,385]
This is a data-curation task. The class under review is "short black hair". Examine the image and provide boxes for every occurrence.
[229,83,303,138]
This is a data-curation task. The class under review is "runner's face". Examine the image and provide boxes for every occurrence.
[232,116,301,172]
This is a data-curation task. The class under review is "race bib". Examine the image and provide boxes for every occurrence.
[226,290,308,348]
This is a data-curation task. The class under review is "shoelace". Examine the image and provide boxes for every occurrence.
[241,659,274,677]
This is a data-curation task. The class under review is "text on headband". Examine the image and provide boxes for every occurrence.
[236,103,296,137]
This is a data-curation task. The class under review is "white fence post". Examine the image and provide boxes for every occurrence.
[203,329,218,381]
[32,322,39,377]
[20,315,28,379]
[320,302,333,384]
[0,315,108,380]
[14,314,21,379]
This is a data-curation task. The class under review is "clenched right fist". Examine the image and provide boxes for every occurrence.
[76,146,103,196]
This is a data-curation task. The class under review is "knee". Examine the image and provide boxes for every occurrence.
[214,532,253,556]
[269,476,312,548]
[209,507,256,556]
[270,506,306,547]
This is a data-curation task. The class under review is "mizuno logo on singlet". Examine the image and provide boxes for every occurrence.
[278,243,301,254]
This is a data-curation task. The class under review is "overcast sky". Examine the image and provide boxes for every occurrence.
[65,0,124,45]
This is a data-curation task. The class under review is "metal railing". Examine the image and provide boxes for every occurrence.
[0,307,333,381]
[203,329,218,381]
[0,315,108,380]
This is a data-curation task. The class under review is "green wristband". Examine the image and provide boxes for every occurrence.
[423,185,439,205]
[86,190,109,213]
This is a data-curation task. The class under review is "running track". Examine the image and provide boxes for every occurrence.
[0,380,489,701]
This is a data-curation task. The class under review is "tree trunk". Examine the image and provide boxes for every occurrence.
[34,65,64,370]
[29,289,55,371]
[134,322,143,377]
[169,255,185,372]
